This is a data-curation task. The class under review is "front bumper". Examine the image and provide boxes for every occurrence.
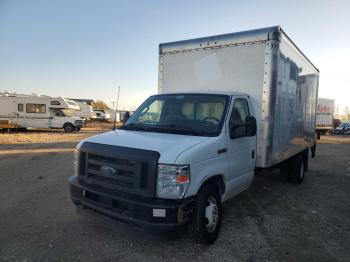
[74,121,84,127]
[69,176,194,236]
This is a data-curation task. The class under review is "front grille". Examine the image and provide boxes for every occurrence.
[86,153,147,192]
[78,142,159,197]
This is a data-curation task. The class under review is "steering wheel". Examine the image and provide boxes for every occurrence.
[203,116,220,125]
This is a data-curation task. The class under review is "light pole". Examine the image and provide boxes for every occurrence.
[113,86,120,130]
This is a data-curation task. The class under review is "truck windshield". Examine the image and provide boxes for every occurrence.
[61,109,76,117]
[121,94,229,136]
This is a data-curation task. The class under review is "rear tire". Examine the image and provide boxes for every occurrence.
[64,123,74,133]
[288,154,305,184]
[303,150,309,172]
[189,183,222,244]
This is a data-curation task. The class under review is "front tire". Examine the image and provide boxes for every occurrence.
[64,123,74,133]
[189,183,222,244]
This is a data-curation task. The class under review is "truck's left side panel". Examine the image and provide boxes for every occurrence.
[269,32,319,166]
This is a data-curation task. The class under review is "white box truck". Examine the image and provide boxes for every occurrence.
[69,26,319,243]
[316,98,335,138]
[0,92,84,132]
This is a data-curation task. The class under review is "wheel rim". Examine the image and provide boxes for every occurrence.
[300,161,304,179]
[205,196,219,233]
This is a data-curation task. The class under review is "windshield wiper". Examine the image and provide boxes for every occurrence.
[152,124,205,136]
[120,123,150,132]
[121,123,207,136]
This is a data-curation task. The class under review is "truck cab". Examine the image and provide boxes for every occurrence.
[70,92,257,243]
[50,108,84,132]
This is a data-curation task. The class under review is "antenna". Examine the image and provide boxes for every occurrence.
[113,86,120,130]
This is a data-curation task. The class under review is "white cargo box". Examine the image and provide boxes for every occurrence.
[159,26,319,168]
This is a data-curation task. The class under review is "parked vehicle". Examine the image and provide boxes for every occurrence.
[69,26,319,243]
[316,98,335,139]
[104,109,121,122]
[0,92,84,132]
[333,121,350,135]
[74,101,93,121]
[91,110,111,122]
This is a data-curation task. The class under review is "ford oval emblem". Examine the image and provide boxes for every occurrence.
[100,166,117,176]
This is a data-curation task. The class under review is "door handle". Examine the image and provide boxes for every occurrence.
[251,150,255,159]
[217,148,227,154]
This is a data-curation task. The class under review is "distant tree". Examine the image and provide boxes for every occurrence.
[92,100,110,110]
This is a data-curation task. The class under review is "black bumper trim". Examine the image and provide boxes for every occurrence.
[69,176,194,235]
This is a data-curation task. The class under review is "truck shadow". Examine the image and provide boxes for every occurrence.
[222,169,292,222]
[86,169,294,243]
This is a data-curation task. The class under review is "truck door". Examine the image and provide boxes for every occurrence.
[16,102,25,127]
[49,108,64,128]
[225,97,256,197]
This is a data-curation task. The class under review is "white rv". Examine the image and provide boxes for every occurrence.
[0,92,84,132]
[104,109,121,122]
[91,110,111,122]
[74,101,93,121]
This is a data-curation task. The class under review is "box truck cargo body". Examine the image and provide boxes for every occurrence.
[69,26,319,243]
[316,98,335,137]
[159,26,318,167]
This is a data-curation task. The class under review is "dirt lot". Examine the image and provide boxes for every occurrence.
[0,122,120,144]
[0,135,350,262]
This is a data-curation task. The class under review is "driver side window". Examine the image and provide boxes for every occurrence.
[229,99,250,139]
[138,100,164,123]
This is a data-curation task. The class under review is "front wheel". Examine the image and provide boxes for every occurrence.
[64,123,74,133]
[189,183,222,244]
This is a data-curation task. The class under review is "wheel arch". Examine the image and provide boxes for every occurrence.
[196,175,226,197]
[63,122,74,128]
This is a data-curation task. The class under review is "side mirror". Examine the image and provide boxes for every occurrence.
[123,112,130,124]
[245,116,257,136]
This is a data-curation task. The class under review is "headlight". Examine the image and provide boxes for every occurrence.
[157,164,190,199]
[73,148,80,176]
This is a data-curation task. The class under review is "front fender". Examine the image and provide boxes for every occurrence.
[184,154,229,198]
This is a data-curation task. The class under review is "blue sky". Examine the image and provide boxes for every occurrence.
[0,0,349,112]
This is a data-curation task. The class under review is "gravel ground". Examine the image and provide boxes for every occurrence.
[0,122,119,144]
[0,137,349,262]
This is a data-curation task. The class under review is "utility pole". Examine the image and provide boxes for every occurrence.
[113,86,120,130]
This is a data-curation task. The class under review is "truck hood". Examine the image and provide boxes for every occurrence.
[80,130,210,164]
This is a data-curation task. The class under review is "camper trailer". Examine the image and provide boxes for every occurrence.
[74,101,93,121]
[0,92,84,132]
[91,110,111,122]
